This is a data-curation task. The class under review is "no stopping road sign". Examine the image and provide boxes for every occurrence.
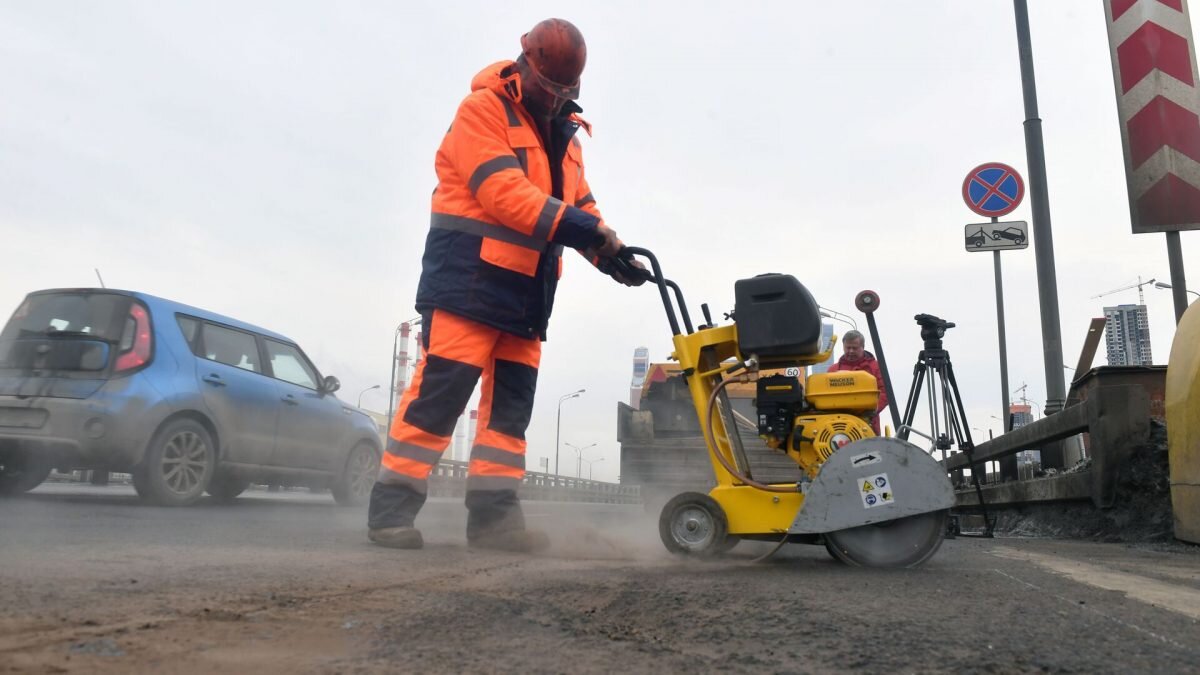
[962,163,1024,218]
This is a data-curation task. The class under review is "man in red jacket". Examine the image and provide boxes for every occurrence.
[827,330,889,434]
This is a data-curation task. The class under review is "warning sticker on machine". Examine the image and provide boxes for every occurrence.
[859,473,895,509]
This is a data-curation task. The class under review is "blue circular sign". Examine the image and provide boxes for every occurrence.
[962,162,1025,217]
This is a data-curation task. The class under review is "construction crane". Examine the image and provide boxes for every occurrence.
[1092,276,1156,305]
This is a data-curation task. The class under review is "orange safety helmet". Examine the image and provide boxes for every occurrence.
[520,18,586,101]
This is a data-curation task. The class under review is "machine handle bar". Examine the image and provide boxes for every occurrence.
[598,246,693,336]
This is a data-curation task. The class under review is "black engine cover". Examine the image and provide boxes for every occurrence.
[734,273,822,361]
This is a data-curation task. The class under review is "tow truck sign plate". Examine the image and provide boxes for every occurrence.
[964,221,1029,252]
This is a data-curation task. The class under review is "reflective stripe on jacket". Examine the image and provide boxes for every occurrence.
[415,60,605,339]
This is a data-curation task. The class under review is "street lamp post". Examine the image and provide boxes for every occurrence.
[1025,400,1042,419]
[357,384,381,409]
[1155,281,1200,299]
[555,389,584,476]
[565,442,597,479]
[582,456,605,480]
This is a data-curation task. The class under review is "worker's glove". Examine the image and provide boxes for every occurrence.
[592,223,623,257]
[611,259,648,287]
[593,250,649,287]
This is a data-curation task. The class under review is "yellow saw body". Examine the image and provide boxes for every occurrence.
[620,250,955,568]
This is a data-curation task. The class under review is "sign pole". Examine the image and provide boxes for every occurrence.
[991,218,1017,481]
[991,218,1012,435]
[1013,0,1067,422]
[1167,232,1189,322]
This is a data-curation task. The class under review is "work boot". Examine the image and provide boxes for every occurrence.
[368,526,424,550]
[367,481,428,549]
[464,488,548,553]
[468,528,550,553]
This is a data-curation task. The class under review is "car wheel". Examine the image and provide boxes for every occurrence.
[331,442,378,507]
[0,450,52,497]
[206,469,250,503]
[135,419,216,506]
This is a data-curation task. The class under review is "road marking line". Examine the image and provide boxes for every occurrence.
[992,546,1200,620]
[991,568,1191,652]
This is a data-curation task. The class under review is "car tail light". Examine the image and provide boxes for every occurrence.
[115,303,152,372]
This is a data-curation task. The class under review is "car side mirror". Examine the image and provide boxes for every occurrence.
[321,375,341,394]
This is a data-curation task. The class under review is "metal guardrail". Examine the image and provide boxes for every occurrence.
[943,385,1151,508]
[427,459,641,504]
[51,464,641,505]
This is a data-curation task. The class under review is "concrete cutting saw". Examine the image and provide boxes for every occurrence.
[604,247,954,567]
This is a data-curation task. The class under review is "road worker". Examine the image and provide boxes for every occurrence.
[367,18,642,552]
[827,330,889,435]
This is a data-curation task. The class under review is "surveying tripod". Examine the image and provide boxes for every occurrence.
[896,314,993,537]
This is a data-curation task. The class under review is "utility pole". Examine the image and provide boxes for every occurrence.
[1013,0,1067,419]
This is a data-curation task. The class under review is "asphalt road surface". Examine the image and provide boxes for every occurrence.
[2,483,1199,674]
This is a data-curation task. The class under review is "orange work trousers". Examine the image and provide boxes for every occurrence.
[377,309,541,496]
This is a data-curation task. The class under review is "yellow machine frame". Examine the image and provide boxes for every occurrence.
[669,324,838,535]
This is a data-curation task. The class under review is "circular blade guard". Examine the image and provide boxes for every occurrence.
[790,437,955,567]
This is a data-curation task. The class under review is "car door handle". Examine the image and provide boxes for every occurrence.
[281,395,299,406]
[202,374,226,387]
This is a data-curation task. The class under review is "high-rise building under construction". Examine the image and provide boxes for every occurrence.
[1103,304,1152,366]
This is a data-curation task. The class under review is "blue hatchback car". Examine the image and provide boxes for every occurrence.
[0,289,382,506]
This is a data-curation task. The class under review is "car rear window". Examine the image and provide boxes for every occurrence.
[0,293,132,373]
[1,293,130,342]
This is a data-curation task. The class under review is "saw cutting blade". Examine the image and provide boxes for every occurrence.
[823,509,948,568]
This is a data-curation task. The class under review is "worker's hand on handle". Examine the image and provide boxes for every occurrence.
[593,222,623,257]
[589,225,647,286]
[610,258,647,286]
[590,243,649,287]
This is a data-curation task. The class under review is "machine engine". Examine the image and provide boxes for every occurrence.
[754,369,881,476]
[755,374,805,450]
[789,414,874,478]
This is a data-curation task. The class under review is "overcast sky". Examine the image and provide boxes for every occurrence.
[3,1,1198,482]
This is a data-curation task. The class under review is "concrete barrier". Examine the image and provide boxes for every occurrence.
[944,385,1150,508]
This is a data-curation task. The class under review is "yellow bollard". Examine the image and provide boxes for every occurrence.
[1167,300,1200,544]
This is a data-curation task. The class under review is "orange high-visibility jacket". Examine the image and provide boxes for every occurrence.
[415,61,605,339]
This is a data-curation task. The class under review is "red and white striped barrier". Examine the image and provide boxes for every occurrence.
[1106,0,1200,233]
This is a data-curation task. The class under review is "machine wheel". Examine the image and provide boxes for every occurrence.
[715,535,742,553]
[658,492,733,556]
[824,509,949,568]
[331,442,378,507]
[134,419,216,506]
[0,450,52,497]
[206,469,250,503]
